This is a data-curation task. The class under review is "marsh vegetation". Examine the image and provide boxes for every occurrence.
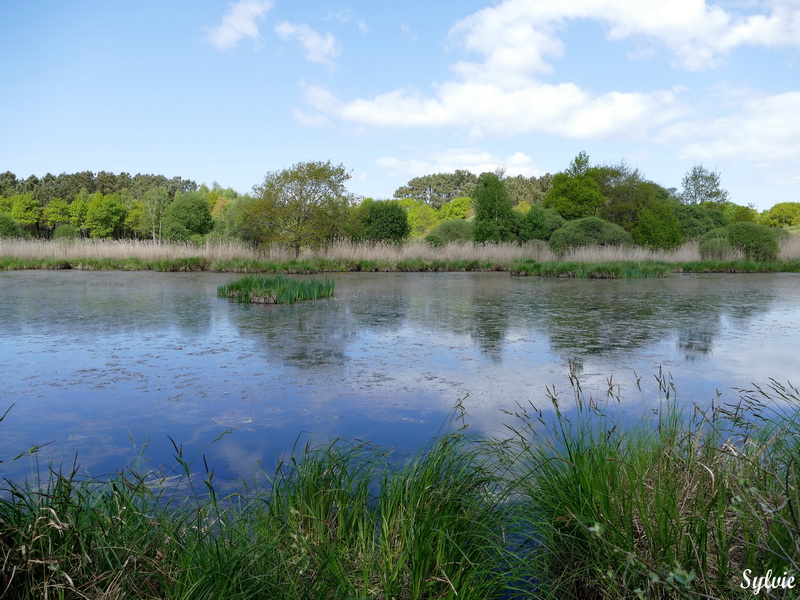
[1,376,798,599]
[217,274,335,304]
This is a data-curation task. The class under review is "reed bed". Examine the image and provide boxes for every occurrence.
[217,274,335,304]
[1,376,798,599]
[3,238,800,276]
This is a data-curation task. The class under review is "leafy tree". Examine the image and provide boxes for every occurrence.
[0,213,22,238]
[548,217,632,254]
[393,170,478,209]
[671,203,719,240]
[473,172,517,242]
[726,221,780,261]
[69,190,90,236]
[42,198,71,233]
[163,191,213,241]
[680,165,730,205]
[10,194,41,236]
[53,224,79,239]
[359,200,410,243]
[632,203,684,249]
[762,202,800,227]
[725,203,758,223]
[438,196,472,220]
[139,186,169,240]
[242,161,352,256]
[85,193,127,238]
[542,153,605,220]
[505,173,553,207]
[519,205,565,241]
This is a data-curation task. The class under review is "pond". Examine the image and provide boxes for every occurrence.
[1,270,798,484]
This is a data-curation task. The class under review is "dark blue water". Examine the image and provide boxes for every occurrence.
[1,270,798,486]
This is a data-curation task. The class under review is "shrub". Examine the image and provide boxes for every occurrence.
[425,219,474,247]
[548,217,632,254]
[519,205,564,241]
[726,221,779,261]
[361,201,410,243]
[0,213,22,238]
[52,224,79,239]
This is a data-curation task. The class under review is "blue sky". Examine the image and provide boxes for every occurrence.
[1,0,798,210]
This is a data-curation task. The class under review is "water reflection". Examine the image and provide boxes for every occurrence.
[1,270,798,483]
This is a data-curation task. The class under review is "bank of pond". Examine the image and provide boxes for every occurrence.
[3,254,800,278]
[1,377,798,599]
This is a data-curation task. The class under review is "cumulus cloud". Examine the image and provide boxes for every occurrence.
[297,0,799,141]
[674,91,800,182]
[206,0,274,51]
[275,22,340,68]
[376,149,543,178]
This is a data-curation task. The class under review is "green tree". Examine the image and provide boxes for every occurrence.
[85,193,127,238]
[164,191,214,241]
[519,205,565,241]
[473,172,516,242]
[762,202,800,227]
[42,198,71,233]
[10,194,41,235]
[393,170,478,209]
[632,203,684,249]
[680,165,730,205]
[542,153,605,220]
[360,200,410,243]
[243,161,352,256]
[69,190,90,236]
[438,196,472,220]
[140,186,169,240]
[0,213,22,238]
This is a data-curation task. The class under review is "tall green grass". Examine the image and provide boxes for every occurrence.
[217,274,335,304]
[1,376,798,598]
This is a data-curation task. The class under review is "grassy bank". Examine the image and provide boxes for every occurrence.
[2,376,798,599]
[3,238,800,277]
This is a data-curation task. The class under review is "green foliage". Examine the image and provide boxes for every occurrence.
[672,202,720,240]
[725,203,759,223]
[726,221,780,261]
[425,219,474,247]
[359,200,410,243]
[52,224,80,239]
[542,170,605,220]
[761,202,800,227]
[393,170,477,209]
[519,204,565,241]
[680,164,730,205]
[42,198,71,231]
[85,193,127,239]
[632,202,684,249]
[438,196,472,220]
[218,274,335,304]
[548,216,633,253]
[164,190,213,241]
[10,194,41,234]
[242,161,352,256]
[0,213,22,238]
[473,172,517,242]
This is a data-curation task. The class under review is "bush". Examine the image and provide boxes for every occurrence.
[425,219,474,247]
[519,205,564,241]
[361,201,410,243]
[0,213,22,238]
[548,217,632,254]
[726,221,779,261]
[700,222,779,261]
[52,224,80,239]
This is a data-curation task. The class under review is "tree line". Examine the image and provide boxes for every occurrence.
[1,157,798,259]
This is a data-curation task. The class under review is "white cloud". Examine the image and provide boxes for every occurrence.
[296,0,798,141]
[376,149,543,178]
[674,91,800,183]
[206,0,274,51]
[275,22,341,68]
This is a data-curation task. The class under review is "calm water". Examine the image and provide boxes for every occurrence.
[1,270,798,482]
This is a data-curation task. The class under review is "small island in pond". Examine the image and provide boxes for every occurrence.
[217,274,334,304]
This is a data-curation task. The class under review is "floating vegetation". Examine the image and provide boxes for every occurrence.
[217,274,335,304]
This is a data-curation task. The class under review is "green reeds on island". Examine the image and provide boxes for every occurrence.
[1,375,799,599]
[217,274,334,304]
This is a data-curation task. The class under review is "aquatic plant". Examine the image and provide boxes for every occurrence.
[217,274,334,304]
